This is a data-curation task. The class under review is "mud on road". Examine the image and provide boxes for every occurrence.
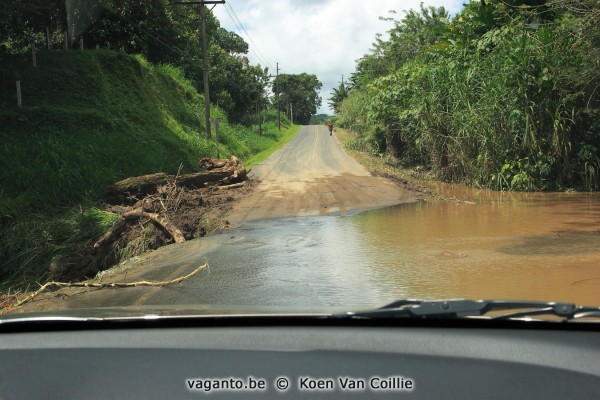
[227,125,419,225]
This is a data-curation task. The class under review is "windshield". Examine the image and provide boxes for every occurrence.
[1,0,599,317]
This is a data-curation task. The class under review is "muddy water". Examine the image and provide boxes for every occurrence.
[141,187,600,308]
[348,186,600,306]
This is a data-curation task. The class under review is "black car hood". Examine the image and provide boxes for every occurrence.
[0,304,340,324]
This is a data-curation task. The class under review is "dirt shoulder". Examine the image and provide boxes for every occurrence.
[333,128,439,198]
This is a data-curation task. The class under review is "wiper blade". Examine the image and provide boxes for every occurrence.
[334,299,600,321]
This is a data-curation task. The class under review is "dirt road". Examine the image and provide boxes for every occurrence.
[228,125,416,224]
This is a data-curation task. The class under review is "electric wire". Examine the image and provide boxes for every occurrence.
[225,2,276,69]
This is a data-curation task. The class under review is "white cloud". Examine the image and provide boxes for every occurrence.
[213,0,464,114]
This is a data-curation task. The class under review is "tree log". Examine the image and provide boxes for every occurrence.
[199,158,227,170]
[211,182,246,190]
[176,171,235,188]
[219,167,247,185]
[104,157,248,205]
[104,173,170,204]
[199,155,240,170]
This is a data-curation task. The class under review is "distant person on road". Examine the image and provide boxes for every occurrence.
[327,123,333,136]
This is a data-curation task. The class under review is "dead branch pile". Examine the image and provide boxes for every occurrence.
[95,156,247,251]
[105,156,247,205]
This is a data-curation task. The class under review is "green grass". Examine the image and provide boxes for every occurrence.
[0,49,296,289]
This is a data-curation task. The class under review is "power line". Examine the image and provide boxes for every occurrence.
[97,0,212,65]
[219,6,275,72]
[96,0,274,114]
[225,2,276,69]
[94,0,281,100]
[105,9,188,56]
[225,2,274,65]
[191,4,264,71]
[278,64,303,74]
[220,5,270,68]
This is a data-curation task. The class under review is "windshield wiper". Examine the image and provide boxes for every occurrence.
[334,300,600,321]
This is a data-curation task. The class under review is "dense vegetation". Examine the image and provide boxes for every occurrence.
[336,0,600,191]
[310,114,329,125]
[0,1,318,289]
[1,0,271,122]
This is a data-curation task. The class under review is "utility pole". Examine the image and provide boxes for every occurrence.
[209,117,221,158]
[276,62,280,130]
[176,1,225,140]
[290,102,293,124]
[256,101,262,135]
[268,63,281,130]
[200,3,211,139]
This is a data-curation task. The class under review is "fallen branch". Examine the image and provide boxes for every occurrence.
[11,263,209,309]
[92,207,186,251]
[93,220,127,250]
[122,208,186,244]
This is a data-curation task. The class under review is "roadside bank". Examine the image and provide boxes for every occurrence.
[0,50,297,291]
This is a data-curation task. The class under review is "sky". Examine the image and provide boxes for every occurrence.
[213,0,464,114]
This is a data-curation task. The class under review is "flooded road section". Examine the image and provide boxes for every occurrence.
[28,188,599,312]
[126,189,600,308]
[19,125,599,313]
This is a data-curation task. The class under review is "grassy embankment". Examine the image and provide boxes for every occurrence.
[0,50,297,290]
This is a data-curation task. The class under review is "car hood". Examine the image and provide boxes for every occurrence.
[0,304,342,324]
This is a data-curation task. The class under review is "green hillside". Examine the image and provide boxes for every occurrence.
[0,50,296,288]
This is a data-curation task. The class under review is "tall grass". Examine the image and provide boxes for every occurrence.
[338,2,599,191]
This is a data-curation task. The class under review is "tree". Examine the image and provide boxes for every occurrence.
[328,83,348,114]
[273,73,322,124]
[349,5,450,89]
[1,0,67,52]
[210,45,270,121]
[379,4,450,69]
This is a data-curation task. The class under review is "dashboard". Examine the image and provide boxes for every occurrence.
[0,318,599,399]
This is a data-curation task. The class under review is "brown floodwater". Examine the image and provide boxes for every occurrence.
[136,185,600,309]
[348,185,600,305]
